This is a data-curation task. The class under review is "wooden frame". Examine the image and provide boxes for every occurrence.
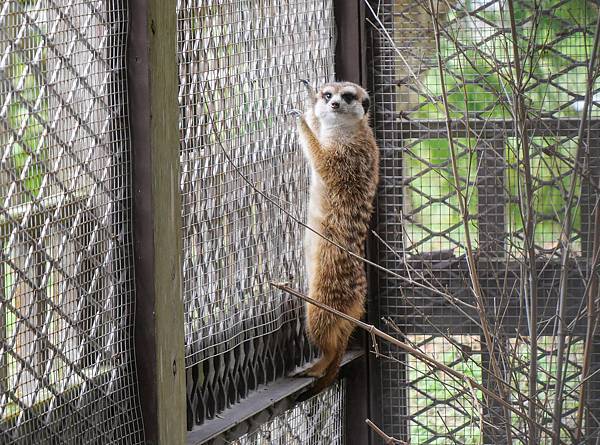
[334,1,373,443]
[127,0,186,443]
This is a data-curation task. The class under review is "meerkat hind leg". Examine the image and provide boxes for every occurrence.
[294,345,338,378]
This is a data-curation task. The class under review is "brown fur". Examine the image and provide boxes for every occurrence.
[294,81,379,393]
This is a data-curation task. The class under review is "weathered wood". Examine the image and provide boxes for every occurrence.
[333,2,372,443]
[334,0,366,85]
[397,118,600,140]
[476,135,506,257]
[128,0,185,443]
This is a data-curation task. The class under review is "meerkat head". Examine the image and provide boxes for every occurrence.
[313,82,370,128]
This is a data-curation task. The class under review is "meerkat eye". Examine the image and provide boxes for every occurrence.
[323,92,333,101]
[341,93,357,104]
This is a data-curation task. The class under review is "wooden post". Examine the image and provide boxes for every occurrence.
[334,1,371,444]
[477,133,509,444]
[334,0,366,85]
[127,0,186,444]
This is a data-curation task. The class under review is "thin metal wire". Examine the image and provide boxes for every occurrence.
[177,0,336,368]
[232,380,346,445]
[176,0,339,429]
[0,0,143,443]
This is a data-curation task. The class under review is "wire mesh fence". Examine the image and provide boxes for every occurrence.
[176,0,339,429]
[0,0,143,443]
[367,0,600,443]
[232,380,345,445]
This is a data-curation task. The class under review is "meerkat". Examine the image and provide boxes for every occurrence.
[291,80,379,392]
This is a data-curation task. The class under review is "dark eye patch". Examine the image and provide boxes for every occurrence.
[322,92,333,101]
[341,92,357,104]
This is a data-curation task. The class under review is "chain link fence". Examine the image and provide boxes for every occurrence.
[0,0,143,443]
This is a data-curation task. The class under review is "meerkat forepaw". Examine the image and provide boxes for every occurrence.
[287,108,303,119]
[300,79,316,95]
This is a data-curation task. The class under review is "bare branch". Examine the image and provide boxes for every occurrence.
[365,419,407,445]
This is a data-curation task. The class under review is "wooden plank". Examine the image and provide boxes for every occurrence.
[127,0,186,444]
[397,118,600,139]
[378,258,589,335]
[476,135,506,256]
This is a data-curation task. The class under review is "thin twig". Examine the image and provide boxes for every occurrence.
[576,194,600,439]
[365,419,407,445]
[427,3,513,438]
[504,0,541,441]
[270,281,567,443]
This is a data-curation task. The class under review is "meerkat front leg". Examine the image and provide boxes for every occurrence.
[288,111,326,172]
[300,79,317,107]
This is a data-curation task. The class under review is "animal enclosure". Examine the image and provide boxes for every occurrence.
[1,0,600,444]
[368,0,600,443]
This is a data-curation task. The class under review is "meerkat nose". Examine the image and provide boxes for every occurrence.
[330,101,340,109]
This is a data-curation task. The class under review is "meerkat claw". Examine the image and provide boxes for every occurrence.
[287,108,303,118]
[299,79,315,96]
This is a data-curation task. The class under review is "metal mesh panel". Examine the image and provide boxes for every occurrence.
[232,381,345,445]
[0,1,143,443]
[367,0,600,443]
[176,0,337,428]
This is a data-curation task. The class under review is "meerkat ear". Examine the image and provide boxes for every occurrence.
[362,97,370,115]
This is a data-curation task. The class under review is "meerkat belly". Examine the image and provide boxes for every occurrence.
[304,176,326,288]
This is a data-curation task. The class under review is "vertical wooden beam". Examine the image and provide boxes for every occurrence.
[583,130,600,444]
[477,134,509,444]
[333,1,371,444]
[127,0,185,444]
[334,0,366,86]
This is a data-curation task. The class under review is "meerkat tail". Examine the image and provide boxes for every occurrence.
[297,313,354,400]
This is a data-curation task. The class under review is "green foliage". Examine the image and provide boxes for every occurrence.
[5,7,47,200]
[406,0,597,254]
[405,138,478,253]
[408,336,483,444]
[505,137,581,253]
